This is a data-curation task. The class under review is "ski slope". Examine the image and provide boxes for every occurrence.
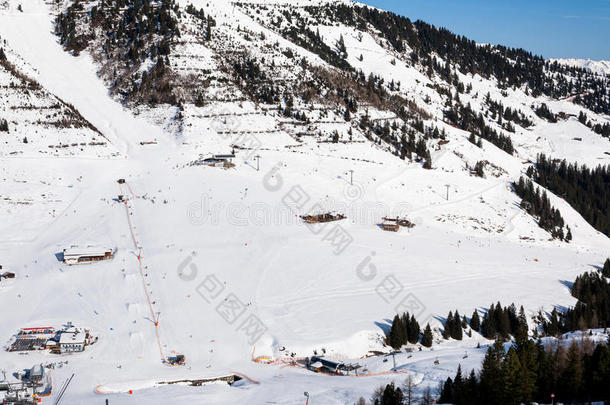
[0,1,609,404]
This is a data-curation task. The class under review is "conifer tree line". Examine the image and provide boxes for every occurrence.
[55,0,182,104]
[379,265,610,403]
[533,103,557,123]
[386,303,531,350]
[514,176,570,241]
[185,3,215,42]
[282,24,352,71]
[232,57,279,105]
[442,310,465,340]
[484,93,534,130]
[386,312,421,349]
[321,4,610,115]
[467,132,483,148]
[578,111,610,138]
[439,337,610,405]
[478,303,528,342]
[223,12,437,165]
[444,102,514,154]
[528,153,610,237]
[542,270,610,334]
[368,381,435,405]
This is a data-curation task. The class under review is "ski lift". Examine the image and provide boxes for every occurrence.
[166,354,185,366]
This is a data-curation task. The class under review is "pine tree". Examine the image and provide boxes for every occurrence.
[423,150,432,169]
[438,378,453,404]
[452,365,464,404]
[337,34,347,58]
[453,310,463,340]
[380,382,404,405]
[498,306,511,339]
[545,308,560,336]
[516,339,538,403]
[479,339,505,404]
[501,347,522,403]
[515,306,528,343]
[470,310,481,332]
[344,108,351,121]
[422,323,433,347]
[387,314,405,349]
[561,340,584,400]
[0,47,6,61]
[602,258,610,278]
[443,311,453,339]
[481,303,497,338]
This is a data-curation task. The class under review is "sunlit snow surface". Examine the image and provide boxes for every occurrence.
[0,0,608,403]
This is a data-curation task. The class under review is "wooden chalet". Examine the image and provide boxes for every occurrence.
[300,213,346,224]
[62,246,115,265]
[380,223,400,232]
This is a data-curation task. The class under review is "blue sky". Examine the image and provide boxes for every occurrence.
[361,0,610,60]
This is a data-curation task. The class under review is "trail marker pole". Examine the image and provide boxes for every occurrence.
[254,155,261,171]
[348,169,354,185]
[445,184,450,201]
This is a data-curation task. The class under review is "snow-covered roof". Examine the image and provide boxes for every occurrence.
[63,246,112,257]
[59,329,86,345]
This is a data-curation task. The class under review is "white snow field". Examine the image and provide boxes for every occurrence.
[553,58,610,77]
[0,0,609,404]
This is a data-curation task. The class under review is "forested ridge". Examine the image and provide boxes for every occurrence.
[324,4,610,115]
[529,154,610,237]
[380,261,610,405]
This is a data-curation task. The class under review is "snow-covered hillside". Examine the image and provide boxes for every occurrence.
[0,0,608,404]
[553,58,610,77]
[0,42,116,158]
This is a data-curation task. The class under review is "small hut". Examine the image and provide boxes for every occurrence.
[380,223,400,232]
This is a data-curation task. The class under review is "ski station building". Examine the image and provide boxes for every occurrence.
[62,245,115,265]
[58,327,89,353]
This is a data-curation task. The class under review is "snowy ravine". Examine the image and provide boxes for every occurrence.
[0,0,608,404]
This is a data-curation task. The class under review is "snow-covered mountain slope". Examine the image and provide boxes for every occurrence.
[0,42,116,157]
[0,0,608,404]
[553,58,610,77]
